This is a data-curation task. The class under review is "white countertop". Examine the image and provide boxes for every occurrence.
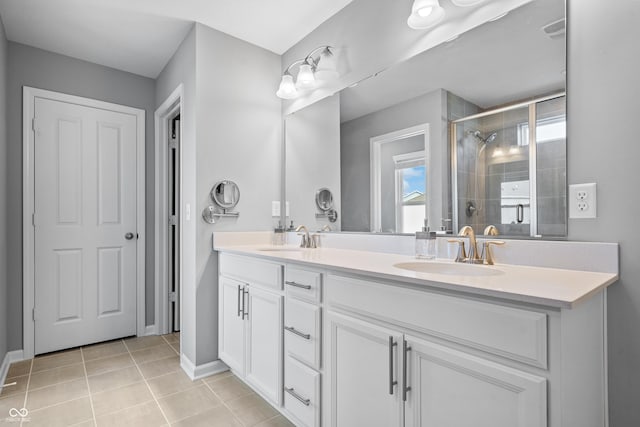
[215,244,618,309]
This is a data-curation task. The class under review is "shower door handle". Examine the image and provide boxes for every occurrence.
[516,204,524,223]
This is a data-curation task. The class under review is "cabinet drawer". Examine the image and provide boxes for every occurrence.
[285,266,321,303]
[284,356,320,427]
[326,274,548,369]
[220,253,283,290]
[285,298,321,370]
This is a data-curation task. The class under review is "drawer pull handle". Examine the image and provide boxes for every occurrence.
[402,338,412,402]
[284,326,311,340]
[285,387,311,406]
[285,280,312,290]
[388,336,397,395]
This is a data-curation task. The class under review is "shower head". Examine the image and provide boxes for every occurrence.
[469,130,498,145]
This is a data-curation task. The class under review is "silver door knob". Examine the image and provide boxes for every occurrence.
[125,232,135,240]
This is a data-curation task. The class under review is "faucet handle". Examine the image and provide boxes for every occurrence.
[482,240,505,265]
[447,239,467,263]
[483,225,499,236]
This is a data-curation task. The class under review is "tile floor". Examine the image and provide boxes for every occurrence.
[0,334,294,427]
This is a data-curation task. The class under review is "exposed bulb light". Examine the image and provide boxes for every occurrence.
[276,45,339,99]
[408,0,445,30]
[276,74,298,99]
[451,0,487,6]
[296,62,316,89]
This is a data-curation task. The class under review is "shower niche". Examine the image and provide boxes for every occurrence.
[451,94,566,238]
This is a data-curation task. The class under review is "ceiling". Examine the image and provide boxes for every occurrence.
[0,0,354,78]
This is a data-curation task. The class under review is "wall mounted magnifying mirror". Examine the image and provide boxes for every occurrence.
[315,188,338,223]
[212,180,240,210]
[203,180,241,224]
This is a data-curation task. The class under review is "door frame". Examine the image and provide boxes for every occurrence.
[23,87,146,359]
[154,84,183,336]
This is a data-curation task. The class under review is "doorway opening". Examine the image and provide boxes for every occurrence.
[168,112,181,333]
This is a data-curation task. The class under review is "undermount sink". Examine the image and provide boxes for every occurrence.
[393,261,504,277]
[257,247,304,252]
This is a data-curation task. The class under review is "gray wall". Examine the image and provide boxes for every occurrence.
[6,43,157,351]
[567,0,640,425]
[155,26,198,365]
[0,17,8,365]
[286,94,341,231]
[156,24,281,367]
[340,89,447,231]
[194,23,281,364]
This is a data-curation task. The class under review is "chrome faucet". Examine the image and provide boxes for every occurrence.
[458,226,482,264]
[295,225,315,248]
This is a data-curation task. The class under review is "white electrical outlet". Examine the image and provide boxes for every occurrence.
[569,183,597,219]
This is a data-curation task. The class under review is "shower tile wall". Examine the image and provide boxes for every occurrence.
[448,92,481,231]
[453,95,566,238]
[482,106,531,236]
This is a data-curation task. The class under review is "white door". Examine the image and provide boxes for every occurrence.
[34,97,138,354]
[218,276,246,375]
[246,285,283,405]
[404,335,547,427]
[326,311,403,427]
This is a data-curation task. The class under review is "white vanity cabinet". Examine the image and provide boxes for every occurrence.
[283,265,324,427]
[216,248,610,427]
[218,253,284,405]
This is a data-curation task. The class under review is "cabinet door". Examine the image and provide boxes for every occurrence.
[218,276,246,375]
[326,311,403,427]
[404,335,547,427]
[246,285,283,405]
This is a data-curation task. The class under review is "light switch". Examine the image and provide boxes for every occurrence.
[272,201,281,217]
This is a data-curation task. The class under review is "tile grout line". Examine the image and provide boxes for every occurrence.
[201,378,248,427]
[123,338,173,426]
[19,358,34,427]
[80,343,99,426]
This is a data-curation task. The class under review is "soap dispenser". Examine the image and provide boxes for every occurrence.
[415,219,437,259]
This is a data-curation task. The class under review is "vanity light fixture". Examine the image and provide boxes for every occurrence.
[276,46,338,99]
[407,0,445,29]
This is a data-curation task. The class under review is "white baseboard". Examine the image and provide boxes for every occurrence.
[1,350,26,393]
[144,325,157,336]
[180,354,228,380]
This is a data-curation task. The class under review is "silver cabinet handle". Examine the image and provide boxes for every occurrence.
[242,288,249,320]
[389,336,397,395]
[237,285,242,318]
[402,339,412,402]
[284,326,311,340]
[285,280,312,290]
[285,387,311,406]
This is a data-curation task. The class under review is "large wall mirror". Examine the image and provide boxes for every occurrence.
[285,0,565,238]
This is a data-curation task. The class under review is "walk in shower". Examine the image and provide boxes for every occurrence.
[451,94,566,238]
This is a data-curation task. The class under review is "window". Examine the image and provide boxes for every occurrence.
[517,115,566,146]
[394,151,426,233]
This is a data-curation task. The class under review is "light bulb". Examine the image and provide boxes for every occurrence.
[408,0,445,30]
[417,6,433,17]
[276,74,298,99]
[296,63,316,89]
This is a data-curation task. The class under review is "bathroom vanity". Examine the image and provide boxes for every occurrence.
[214,234,617,427]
